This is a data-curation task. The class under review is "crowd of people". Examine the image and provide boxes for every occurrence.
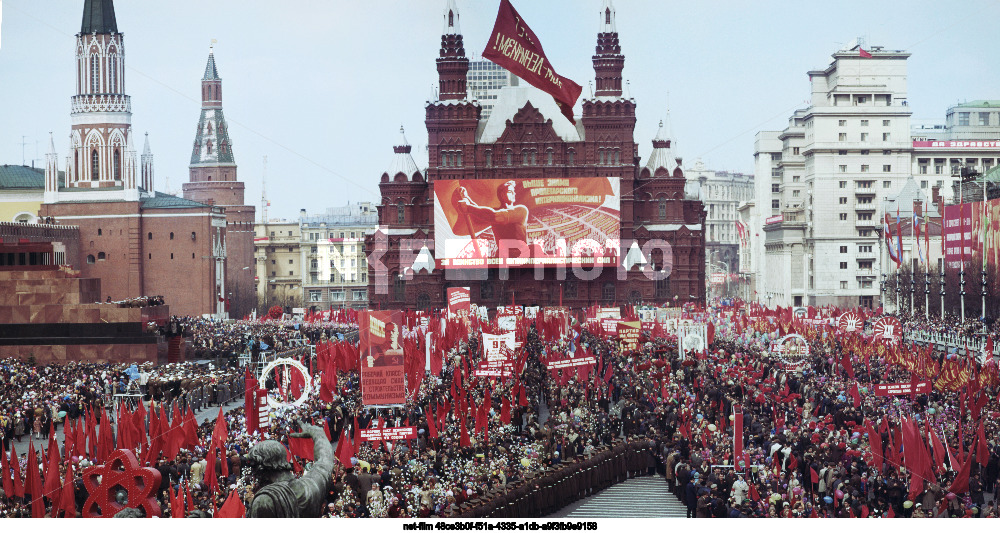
[1,307,999,518]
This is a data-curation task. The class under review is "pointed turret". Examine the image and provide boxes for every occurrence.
[45,133,59,201]
[202,47,223,108]
[593,0,624,98]
[190,48,234,168]
[80,0,118,35]
[382,126,423,182]
[141,132,154,192]
[124,129,138,191]
[436,0,469,100]
[644,112,682,177]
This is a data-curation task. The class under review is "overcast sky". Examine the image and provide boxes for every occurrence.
[1,0,998,220]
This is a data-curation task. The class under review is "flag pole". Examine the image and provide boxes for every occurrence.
[982,174,987,320]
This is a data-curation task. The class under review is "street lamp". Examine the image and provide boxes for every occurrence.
[940,265,946,320]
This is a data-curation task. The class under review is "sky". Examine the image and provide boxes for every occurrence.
[1,0,999,221]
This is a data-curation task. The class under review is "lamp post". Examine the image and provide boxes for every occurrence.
[940,263,946,320]
[880,273,886,309]
[924,269,930,320]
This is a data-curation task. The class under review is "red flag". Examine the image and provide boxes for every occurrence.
[210,406,228,449]
[186,482,194,514]
[810,467,819,484]
[1,445,14,499]
[748,483,760,501]
[481,0,583,124]
[205,448,218,493]
[949,439,974,494]
[215,489,246,518]
[170,482,184,518]
[25,442,44,517]
[43,438,62,500]
[849,382,861,408]
[977,422,990,466]
[859,47,872,58]
[58,465,75,518]
[289,437,316,462]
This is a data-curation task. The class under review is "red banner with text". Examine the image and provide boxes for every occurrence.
[360,310,406,405]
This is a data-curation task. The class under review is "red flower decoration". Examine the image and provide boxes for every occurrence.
[81,449,162,518]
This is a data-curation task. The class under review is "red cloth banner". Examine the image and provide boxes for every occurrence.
[546,356,596,369]
[360,310,406,405]
[617,321,641,352]
[447,287,471,315]
[358,426,418,442]
[873,381,932,396]
[482,0,582,124]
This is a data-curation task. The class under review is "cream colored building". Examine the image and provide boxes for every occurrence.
[0,165,53,223]
[254,219,302,312]
[300,202,378,311]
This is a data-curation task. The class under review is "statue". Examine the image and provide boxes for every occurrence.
[246,421,334,518]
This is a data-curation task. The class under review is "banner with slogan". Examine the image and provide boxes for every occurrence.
[447,287,471,315]
[873,381,932,396]
[358,426,417,442]
[944,198,1000,273]
[617,321,641,351]
[360,310,406,405]
[483,331,516,362]
[434,177,620,269]
[474,359,515,378]
[547,356,596,369]
[481,0,583,124]
[600,318,621,337]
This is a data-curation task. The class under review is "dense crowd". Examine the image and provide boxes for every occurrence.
[1,308,999,518]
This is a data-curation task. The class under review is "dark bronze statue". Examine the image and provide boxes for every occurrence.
[246,421,334,518]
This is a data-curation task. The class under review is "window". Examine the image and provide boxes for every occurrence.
[97,228,103,236]
[772,200,780,209]
[883,181,891,188]
[147,232,152,240]
[658,198,666,219]
[858,230,871,237]
[840,246,848,253]
[839,133,847,141]
[958,112,970,126]
[839,150,848,155]
[97,252,106,260]
[838,120,846,126]
[860,133,868,141]
[883,120,891,126]
[567,150,574,166]
[598,150,605,165]
[87,254,95,264]
[839,213,847,220]
[91,149,100,180]
[839,165,847,172]
[792,175,800,183]
[840,262,848,269]
[602,282,616,302]
[505,150,513,166]
[859,245,872,253]
[920,180,928,189]
[288,259,293,264]
[840,281,848,289]
[882,133,891,141]
[792,190,800,197]
[861,165,869,172]
[309,290,322,302]
[90,54,100,93]
[771,184,780,193]
[839,197,847,204]
[792,147,800,155]
[839,181,847,188]
[919,165,928,174]
[271,259,275,265]
[485,150,492,167]
[397,202,405,224]
[546,149,553,166]
[883,165,892,172]
[860,280,873,289]
[860,120,869,126]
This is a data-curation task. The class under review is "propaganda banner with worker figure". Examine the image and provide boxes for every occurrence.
[359,310,405,405]
[434,177,620,268]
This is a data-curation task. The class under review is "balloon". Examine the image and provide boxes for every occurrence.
[729,414,736,421]
[520,458,531,467]
[708,424,717,432]
[927,408,936,414]
[903,501,913,509]
[835,489,844,499]
[947,492,957,500]
[697,414,704,420]
[823,496,833,504]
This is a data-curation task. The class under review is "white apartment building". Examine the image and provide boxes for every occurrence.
[467,59,511,120]
[685,160,753,294]
[300,203,379,311]
[754,45,914,308]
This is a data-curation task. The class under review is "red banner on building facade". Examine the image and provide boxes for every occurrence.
[482,0,583,124]
[360,310,406,405]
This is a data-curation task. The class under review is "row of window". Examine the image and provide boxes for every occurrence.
[484,149,577,168]
[87,251,194,263]
[837,119,892,127]
[955,112,994,127]
[146,232,195,240]
[838,180,894,189]
[308,289,367,302]
[837,132,891,142]
[89,53,118,94]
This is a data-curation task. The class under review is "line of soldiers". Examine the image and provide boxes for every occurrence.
[449,437,657,518]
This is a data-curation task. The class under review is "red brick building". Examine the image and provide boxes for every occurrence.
[39,0,228,317]
[366,1,706,310]
[182,50,256,319]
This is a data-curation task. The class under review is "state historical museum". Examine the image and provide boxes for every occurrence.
[367,2,706,310]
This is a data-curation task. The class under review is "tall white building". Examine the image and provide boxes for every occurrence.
[300,202,379,310]
[466,59,511,120]
[754,45,914,308]
[685,159,753,294]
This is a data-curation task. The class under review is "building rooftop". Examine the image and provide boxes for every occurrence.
[0,165,64,189]
[952,100,1000,109]
[140,190,211,210]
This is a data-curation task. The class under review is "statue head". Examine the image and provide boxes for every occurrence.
[246,440,293,483]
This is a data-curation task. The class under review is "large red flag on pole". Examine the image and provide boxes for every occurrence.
[482,0,583,124]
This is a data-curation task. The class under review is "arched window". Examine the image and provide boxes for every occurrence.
[393,275,406,301]
[416,292,431,311]
[602,282,616,302]
[567,149,575,166]
[397,202,405,224]
[206,141,213,154]
[655,278,671,299]
[148,232,153,240]
[74,151,79,182]
[86,254,95,264]
[97,252,106,261]
[522,150,529,166]
[505,150,513,166]
[113,149,121,181]
[605,8,611,25]
[546,148,554,166]
[108,53,117,92]
[91,149,100,180]
[659,198,667,219]
[170,232,174,240]
[90,54,100,93]
[448,10,454,28]
[207,122,213,135]
[485,150,492,167]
